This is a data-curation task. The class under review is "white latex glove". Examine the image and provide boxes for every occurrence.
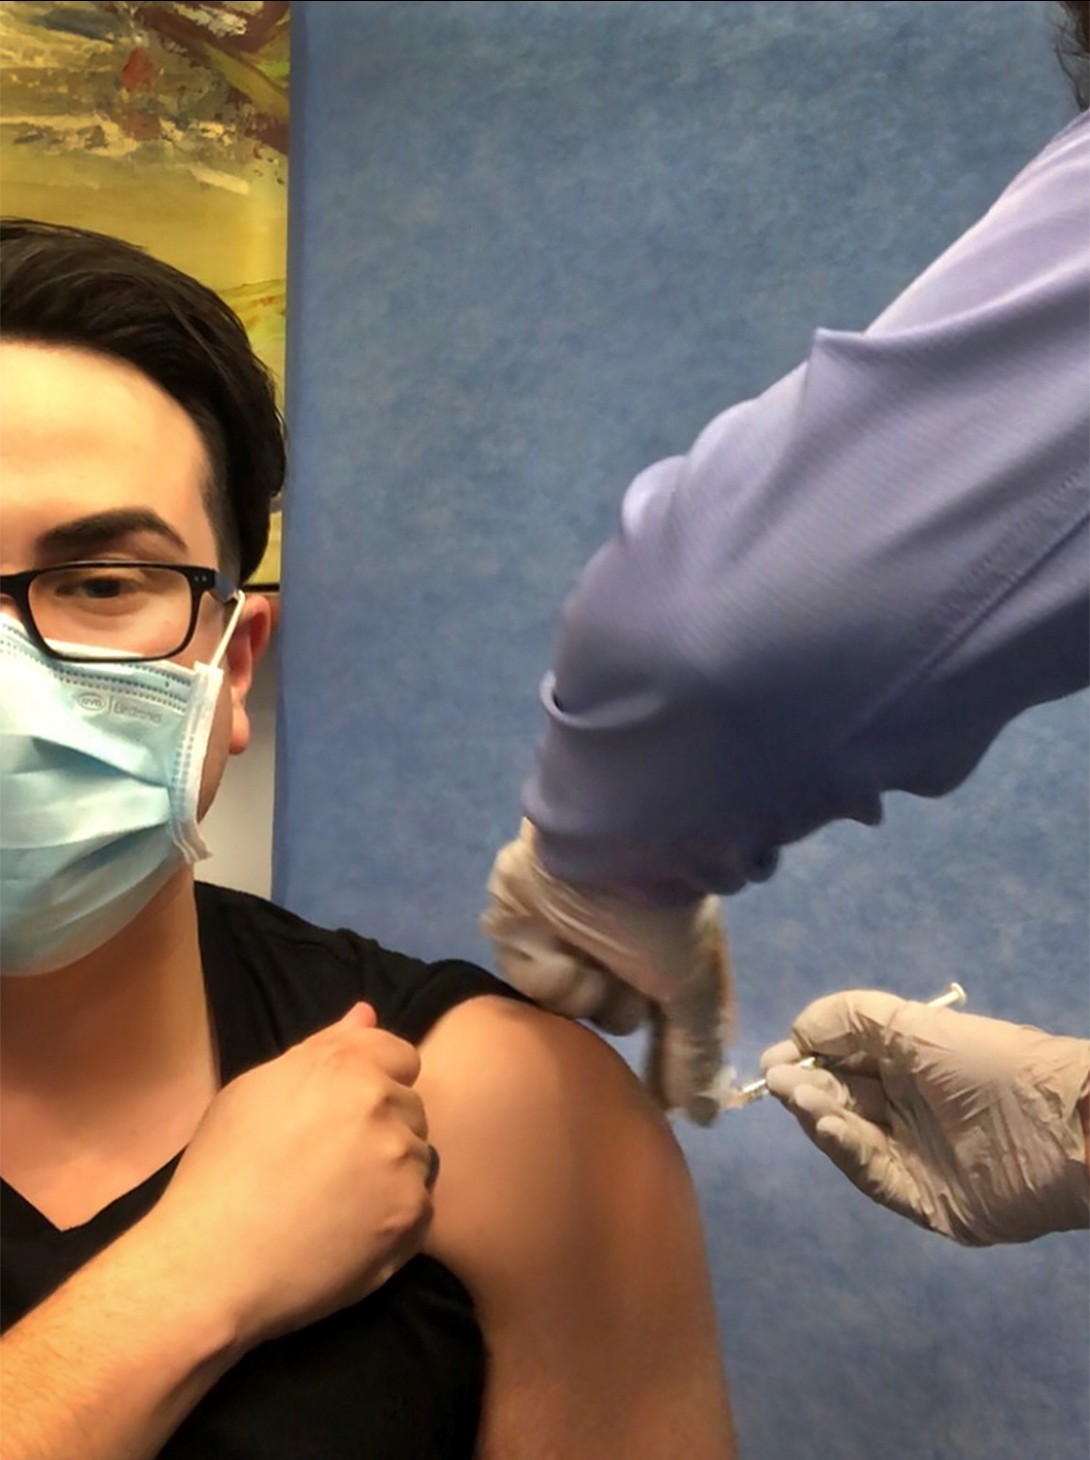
[761,989,1090,1246]
[482,819,733,1118]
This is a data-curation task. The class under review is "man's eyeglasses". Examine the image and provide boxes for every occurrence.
[0,562,240,664]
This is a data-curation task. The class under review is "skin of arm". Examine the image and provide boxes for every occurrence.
[0,1219,240,1460]
[418,996,736,1460]
[0,1006,433,1460]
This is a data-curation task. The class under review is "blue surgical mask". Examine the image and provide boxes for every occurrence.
[0,603,242,976]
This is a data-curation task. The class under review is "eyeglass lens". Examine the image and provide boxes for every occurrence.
[29,565,195,660]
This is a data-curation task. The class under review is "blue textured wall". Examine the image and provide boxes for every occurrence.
[276,5,1088,1456]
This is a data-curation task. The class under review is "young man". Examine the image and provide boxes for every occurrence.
[0,220,735,1460]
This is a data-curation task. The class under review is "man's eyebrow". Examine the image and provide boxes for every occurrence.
[35,510,189,561]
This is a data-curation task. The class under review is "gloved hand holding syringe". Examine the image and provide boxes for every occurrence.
[711,980,967,1113]
[727,979,1090,1246]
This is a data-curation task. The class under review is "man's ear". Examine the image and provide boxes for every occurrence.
[226,594,273,755]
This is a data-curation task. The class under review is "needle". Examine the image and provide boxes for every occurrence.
[704,980,967,1117]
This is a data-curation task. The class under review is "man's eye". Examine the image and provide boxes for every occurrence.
[78,576,129,597]
[49,569,148,603]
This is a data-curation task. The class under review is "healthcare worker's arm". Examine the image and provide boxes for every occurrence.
[760,991,1090,1245]
[419,995,736,1460]
[485,113,1089,1107]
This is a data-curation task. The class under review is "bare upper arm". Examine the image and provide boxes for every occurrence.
[417,996,735,1460]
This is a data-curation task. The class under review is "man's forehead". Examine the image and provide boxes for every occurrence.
[0,341,217,561]
[0,340,201,439]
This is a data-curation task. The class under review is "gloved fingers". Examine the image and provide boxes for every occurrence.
[760,1037,803,1072]
[513,821,732,1006]
[832,1070,890,1125]
[591,970,651,1036]
[485,888,652,1031]
[701,907,737,1048]
[807,1110,926,1229]
[486,823,733,1086]
[554,882,730,1012]
[808,1111,892,1191]
[764,1063,890,1126]
[489,820,648,981]
[769,1070,901,1191]
[789,989,910,1069]
[485,917,617,1020]
[664,911,737,1088]
[645,989,726,1118]
[760,1036,880,1081]
[481,826,537,928]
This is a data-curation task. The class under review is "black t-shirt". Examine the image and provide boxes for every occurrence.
[1,883,523,1459]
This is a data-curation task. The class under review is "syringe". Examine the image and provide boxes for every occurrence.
[708,980,967,1115]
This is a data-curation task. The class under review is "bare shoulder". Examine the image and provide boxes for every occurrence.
[418,996,688,1257]
[418,993,673,1146]
[417,996,735,1460]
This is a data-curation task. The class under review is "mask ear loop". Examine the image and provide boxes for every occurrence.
[206,590,247,670]
[173,591,248,860]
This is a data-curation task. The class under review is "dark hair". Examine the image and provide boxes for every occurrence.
[0,219,285,584]
[1057,1,1090,110]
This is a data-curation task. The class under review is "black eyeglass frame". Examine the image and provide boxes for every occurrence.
[0,561,240,664]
